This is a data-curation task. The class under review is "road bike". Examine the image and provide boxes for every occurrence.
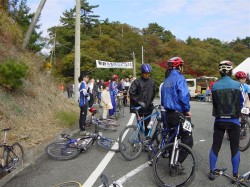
[0,128,24,174]
[45,124,121,160]
[118,105,161,161]
[152,114,196,187]
[115,91,125,119]
[210,168,249,187]
[86,107,118,132]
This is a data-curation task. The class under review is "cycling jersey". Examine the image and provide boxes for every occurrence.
[79,81,89,107]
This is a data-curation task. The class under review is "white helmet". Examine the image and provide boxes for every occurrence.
[218,60,233,73]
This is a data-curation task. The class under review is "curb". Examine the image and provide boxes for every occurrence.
[0,124,80,187]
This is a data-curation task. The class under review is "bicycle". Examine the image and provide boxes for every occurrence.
[118,105,161,161]
[86,107,118,132]
[210,168,249,187]
[115,91,125,119]
[52,173,121,187]
[45,124,121,160]
[239,107,250,151]
[0,128,24,174]
[152,114,196,187]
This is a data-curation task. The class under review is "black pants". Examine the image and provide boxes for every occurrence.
[79,104,88,131]
[166,111,193,163]
[211,121,240,159]
[88,93,94,108]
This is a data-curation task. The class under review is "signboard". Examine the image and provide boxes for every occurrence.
[96,60,133,69]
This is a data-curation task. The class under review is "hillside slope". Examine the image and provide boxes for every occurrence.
[0,11,79,151]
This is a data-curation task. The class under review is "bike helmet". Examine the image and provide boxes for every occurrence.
[89,107,97,113]
[140,64,152,73]
[167,57,184,68]
[235,71,247,79]
[218,60,233,73]
[112,75,119,80]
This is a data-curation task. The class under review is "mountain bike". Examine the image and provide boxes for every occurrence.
[118,105,161,161]
[210,168,249,187]
[86,107,118,132]
[152,114,196,187]
[45,124,121,160]
[239,107,250,151]
[225,107,250,152]
[0,128,24,173]
[115,91,125,119]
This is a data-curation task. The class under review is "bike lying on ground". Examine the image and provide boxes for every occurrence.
[210,168,249,187]
[119,105,162,161]
[0,128,24,174]
[86,107,119,131]
[52,173,121,187]
[152,114,196,187]
[45,124,121,160]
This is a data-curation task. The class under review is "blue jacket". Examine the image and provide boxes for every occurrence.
[109,81,118,97]
[79,81,89,107]
[161,70,190,113]
[212,76,243,125]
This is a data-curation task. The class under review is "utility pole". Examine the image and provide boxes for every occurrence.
[142,46,144,64]
[22,0,46,49]
[133,52,136,78]
[74,0,81,102]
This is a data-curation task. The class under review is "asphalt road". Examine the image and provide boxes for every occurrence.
[3,100,250,187]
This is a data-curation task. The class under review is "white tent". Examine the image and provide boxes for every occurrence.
[233,57,250,75]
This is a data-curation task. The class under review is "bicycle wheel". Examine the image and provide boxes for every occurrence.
[96,136,120,152]
[6,142,24,172]
[153,143,196,187]
[119,125,144,161]
[53,181,82,187]
[97,123,117,132]
[45,141,80,160]
[239,119,250,152]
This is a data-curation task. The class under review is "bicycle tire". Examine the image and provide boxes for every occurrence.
[153,142,196,187]
[6,142,24,172]
[45,141,80,160]
[119,125,143,161]
[239,119,250,152]
[52,181,82,187]
[96,136,120,152]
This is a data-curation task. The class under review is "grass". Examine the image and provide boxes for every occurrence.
[55,111,78,128]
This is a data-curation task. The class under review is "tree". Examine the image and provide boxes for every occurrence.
[8,0,44,51]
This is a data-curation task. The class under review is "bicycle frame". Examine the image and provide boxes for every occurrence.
[133,105,161,138]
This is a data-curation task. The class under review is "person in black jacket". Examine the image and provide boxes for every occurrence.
[129,64,156,135]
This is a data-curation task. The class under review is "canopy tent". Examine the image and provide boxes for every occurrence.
[232,57,250,75]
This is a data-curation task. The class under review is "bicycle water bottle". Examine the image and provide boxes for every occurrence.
[147,120,154,129]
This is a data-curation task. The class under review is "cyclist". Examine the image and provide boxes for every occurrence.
[129,64,156,135]
[235,71,250,108]
[109,75,119,118]
[78,73,90,135]
[208,60,244,184]
[161,57,193,168]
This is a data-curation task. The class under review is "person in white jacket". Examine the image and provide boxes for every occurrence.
[101,82,113,119]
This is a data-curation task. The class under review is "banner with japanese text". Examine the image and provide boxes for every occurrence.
[96,60,133,69]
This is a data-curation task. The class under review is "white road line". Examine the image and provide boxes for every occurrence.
[83,113,135,187]
[113,162,149,185]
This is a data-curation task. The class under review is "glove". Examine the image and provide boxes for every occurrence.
[138,101,146,108]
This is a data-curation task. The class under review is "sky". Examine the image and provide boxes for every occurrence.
[26,0,250,42]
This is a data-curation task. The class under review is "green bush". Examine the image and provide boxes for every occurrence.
[0,58,29,89]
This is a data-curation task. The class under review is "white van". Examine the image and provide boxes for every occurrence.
[186,79,196,98]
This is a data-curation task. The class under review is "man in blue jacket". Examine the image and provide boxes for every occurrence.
[78,73,90,135]
[208,60,244,184]
[161,57,193,167]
